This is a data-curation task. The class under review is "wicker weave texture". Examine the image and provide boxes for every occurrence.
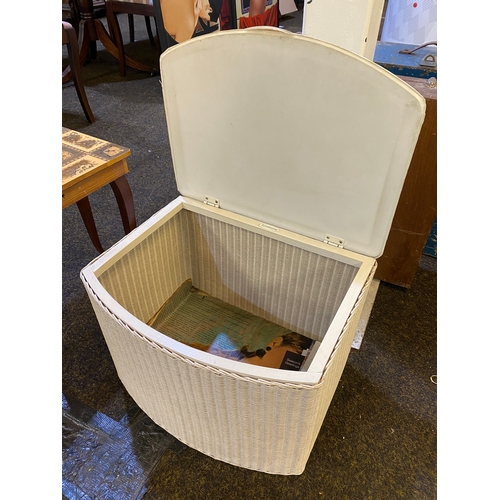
[84,208,373,474]
[84,269,371,474]
[98,209,357,341]
[97,214,192,324]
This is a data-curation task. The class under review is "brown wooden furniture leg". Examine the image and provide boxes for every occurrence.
[106,6,127,77]
[145,16,156,48]
[128,13,135,42]
[62,21,95,123]
[76,0,154,75]
[110,176,137,234]
[76,197,104,253]
[104,3,154,76]
[77,18,89,66]
[128,12,156,47]
[105,1,159,76]
[96,19,152,71]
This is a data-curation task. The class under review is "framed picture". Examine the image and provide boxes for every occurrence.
[153,0,279,50]
[154,0,224,49]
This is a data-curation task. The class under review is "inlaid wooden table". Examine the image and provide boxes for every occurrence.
[62,127,136,253]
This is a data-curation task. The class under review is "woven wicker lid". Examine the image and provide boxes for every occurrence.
[159,28,425,258]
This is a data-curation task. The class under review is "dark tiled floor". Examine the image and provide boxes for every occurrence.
[63,8,436,499]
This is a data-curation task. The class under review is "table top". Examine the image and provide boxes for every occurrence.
[62,127,130,190]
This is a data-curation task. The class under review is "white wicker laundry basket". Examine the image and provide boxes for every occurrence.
[81,28,425,475]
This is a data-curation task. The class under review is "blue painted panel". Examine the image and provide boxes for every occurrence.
[423,219,437,257]
[374,42,437,80]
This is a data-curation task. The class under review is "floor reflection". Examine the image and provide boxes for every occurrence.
[62,393,175,500]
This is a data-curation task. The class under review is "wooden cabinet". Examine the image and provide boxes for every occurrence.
[375,76,437,287]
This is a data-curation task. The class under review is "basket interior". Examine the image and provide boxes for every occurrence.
[97,208,359,342]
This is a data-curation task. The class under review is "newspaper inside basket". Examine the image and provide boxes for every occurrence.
[148,279,316,371]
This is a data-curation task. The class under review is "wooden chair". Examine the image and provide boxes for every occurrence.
[69,0,157,75]
[105,0,160,77]
[126,9,157,47]
[62,21,95,123]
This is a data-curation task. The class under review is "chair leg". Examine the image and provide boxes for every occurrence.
[63,22,95,123]
[109,176,136,234]
[128,13,155,49]
[76,197,104,253]
[145,16,156,48]
[106,4,127,77]
[128,14,135,43]
[154,17,161,58]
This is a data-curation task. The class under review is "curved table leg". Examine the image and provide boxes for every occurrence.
[73,177,135,254]
[76,197,104,253]
[110,176,136,234]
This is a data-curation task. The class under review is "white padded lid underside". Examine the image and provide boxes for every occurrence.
[160,28,425,258]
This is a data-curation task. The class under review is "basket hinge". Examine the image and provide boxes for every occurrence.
[323,234,345,248]
[203,195,220,208]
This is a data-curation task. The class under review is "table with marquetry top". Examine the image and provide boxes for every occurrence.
[62,127,136,253]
